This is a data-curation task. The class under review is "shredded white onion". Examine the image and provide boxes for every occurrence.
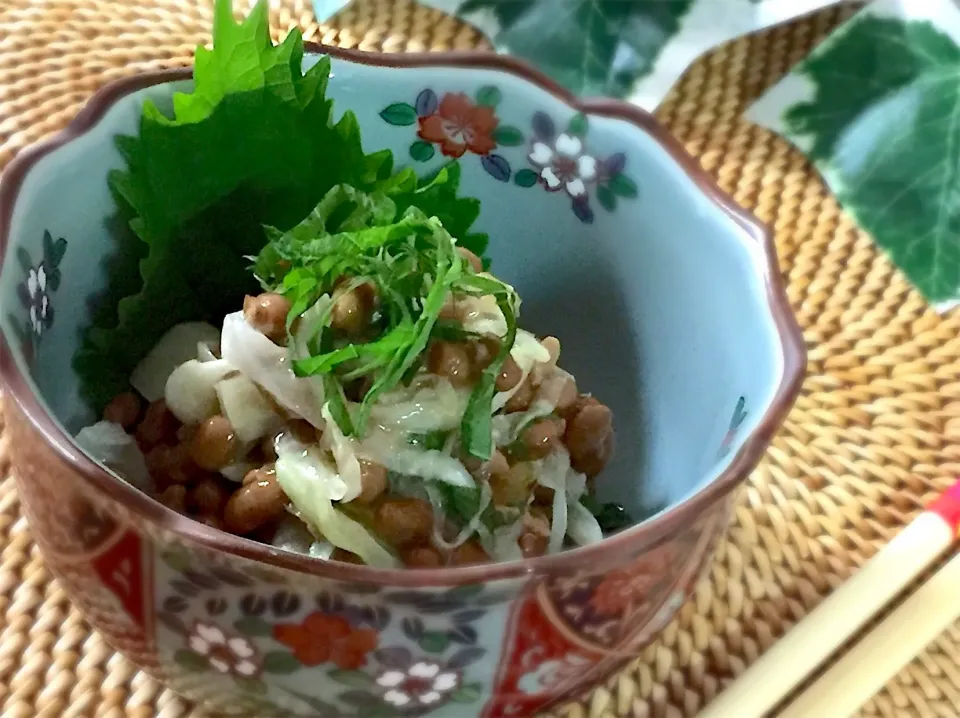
[291,297,332,420]
[275,441,398,568]
[131,322,220,401]
[567,500,603,546]
[196,341,219,362]
[219,460,258,483]
[359,428,474,488]
[276,433,348,500]
[272,512,336,559]
[371,378,470,433]
[221,311,323,427]
[164,359,235,425]
[478,519,525,563]
[308,541,335,560]
[492,330,551,411]
[74,421,152,492]
[460,293,507,337]
[321,403,363,502]
[271,515,315,554]
[533,448,592,554]
[216,374,282,443]
[548,479,568,554]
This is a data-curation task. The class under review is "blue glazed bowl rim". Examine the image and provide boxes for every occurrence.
[0,44,806,588]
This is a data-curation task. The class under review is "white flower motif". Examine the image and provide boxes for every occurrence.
[186,621,260,678]
[384,689,411,707]
[375,660,461,707]
[228,636,255,658]
[528,132,599,199]
[376,670,406,688]
[433,672,458,691]
[409,662,440,679]
[195,623,225,645]
[23,263,53,336]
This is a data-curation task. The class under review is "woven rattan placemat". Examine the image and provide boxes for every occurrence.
[1,1,959,716]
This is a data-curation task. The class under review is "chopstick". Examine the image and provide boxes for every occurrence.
[778,549,960,717]
[698,479,960,718]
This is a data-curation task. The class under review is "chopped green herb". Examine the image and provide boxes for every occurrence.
[580,495,634,533]
[440,484,484,525]
[257,182,515,458]
[407,431,450,452]
[457,280,519,460]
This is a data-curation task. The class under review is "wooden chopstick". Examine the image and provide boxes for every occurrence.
[779,549,960,718]
[699,479,960,718]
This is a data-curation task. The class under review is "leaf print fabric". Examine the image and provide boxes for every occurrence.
[314,0,846,108]
[747,0,960,309]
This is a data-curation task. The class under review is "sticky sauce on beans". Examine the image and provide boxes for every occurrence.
[223,466,288,534]
[189,415,238,471]
[243,293,291,343]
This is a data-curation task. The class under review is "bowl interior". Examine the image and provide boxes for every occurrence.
[0,54,784,522]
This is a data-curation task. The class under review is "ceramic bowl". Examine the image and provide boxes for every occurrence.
[0,46,805,717]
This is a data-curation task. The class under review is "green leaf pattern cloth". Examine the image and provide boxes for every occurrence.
[747,0,960,309]
[312,0,845,108]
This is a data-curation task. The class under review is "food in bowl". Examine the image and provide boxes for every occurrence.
[71,0,629,569]
[77,187,625,568]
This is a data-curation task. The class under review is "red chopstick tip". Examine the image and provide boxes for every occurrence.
[927,479,960,534]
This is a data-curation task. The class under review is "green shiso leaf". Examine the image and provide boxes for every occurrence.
[73,0,487,411]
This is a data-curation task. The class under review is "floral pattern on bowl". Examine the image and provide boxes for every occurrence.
[152,547,496,716]
[381,87,638,223]
[6,230,67,368]
[718,396,748,459]
[10,427,730,717]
